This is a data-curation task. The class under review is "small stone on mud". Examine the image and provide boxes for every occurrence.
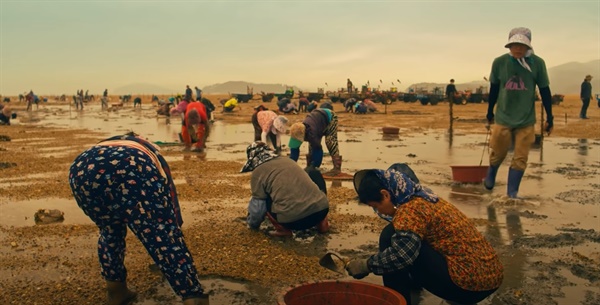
[34,209,65,225]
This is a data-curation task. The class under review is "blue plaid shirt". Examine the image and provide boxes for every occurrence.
[367,230,421,275]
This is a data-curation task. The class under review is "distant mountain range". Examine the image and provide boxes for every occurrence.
[547,60,599,94]
[202,81,301,94]
[112,60,599,95]
[113,83,178,95]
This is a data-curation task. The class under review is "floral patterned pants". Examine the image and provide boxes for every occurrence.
[69,145,204,299]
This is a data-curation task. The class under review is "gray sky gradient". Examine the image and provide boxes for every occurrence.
[1,0,599,95]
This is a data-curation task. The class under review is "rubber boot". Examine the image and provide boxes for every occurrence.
[106,281,137,305]
[324,155,342,176]
[265,212,293,237]
[183,294,210,305]
[483,164,500,190]
[507,168,524,198]
[316,216,329,233]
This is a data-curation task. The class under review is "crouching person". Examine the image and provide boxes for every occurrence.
[241,142,329,237]
[252,109,288,154]
[0,102,16,125]
[346,164,503,305]
[182,101,210,152]
[68,132,209,305]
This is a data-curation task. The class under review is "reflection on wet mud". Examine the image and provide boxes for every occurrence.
[578,138,588,156]
[2,105,599,304]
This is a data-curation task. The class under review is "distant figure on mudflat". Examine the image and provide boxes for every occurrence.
[0,100,17,125]
[446,79,457,104]
[185,85,193,101]
[221,97,238,112]
[195,86,203,101]
[133,97,142,108]
[580,74,592,119]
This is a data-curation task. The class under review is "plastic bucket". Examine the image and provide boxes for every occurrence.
[278,280,406,305]
[450,165,488,183]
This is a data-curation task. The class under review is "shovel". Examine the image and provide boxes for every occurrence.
[319,252,348,274]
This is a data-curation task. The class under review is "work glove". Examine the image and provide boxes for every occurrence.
[345,258,371,279]
[545,116,554,135]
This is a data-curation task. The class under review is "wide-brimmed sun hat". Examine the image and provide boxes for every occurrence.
[505,27,532,49]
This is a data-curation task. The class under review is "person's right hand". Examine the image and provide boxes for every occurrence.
[345,258,371,279]
[486,112,494,126]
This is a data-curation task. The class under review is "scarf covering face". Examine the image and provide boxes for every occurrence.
[372,168,439,222]
[240,142,279,173]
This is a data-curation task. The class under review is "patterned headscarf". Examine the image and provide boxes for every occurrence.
[271,115,289,135]
[361,167,438,222]
[240,141,279,173]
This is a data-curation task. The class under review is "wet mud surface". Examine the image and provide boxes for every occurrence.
[0,97,599,304]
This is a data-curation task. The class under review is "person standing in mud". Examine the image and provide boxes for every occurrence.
[346,164,503,305]
[288,107,342,176]
[251,108,289,154]
[102,89,109,110]
[185,85,193,101]
[484,27,554,198]
[446,79,457,103]
[347,78,354,93]
[68,132,209,305]
[194,86,203,101]
[580,75,592,119]
[241,141,329,237]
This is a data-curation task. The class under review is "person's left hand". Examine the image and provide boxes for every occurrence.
[345,258,370,279]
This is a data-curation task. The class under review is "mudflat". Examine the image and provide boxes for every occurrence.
[0,95,598,305]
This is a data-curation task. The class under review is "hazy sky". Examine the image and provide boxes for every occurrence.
[1,0,599,95]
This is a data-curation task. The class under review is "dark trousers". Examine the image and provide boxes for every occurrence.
[580,98,590,118]
[379,224,497,305]
[266,167,328,231]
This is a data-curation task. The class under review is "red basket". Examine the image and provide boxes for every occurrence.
[278,280,406,305]
[450,165,488,183]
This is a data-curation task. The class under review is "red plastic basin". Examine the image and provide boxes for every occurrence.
[278,280,406,305]
[450,165,488,183]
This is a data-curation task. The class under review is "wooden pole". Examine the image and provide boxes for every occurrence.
[449,96,454,132]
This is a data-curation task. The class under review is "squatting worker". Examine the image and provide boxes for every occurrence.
[288,108,342,176]
[68,132,209,305]
[484,27,554,198]
[346,164,503,305]
[241,142,329,237]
